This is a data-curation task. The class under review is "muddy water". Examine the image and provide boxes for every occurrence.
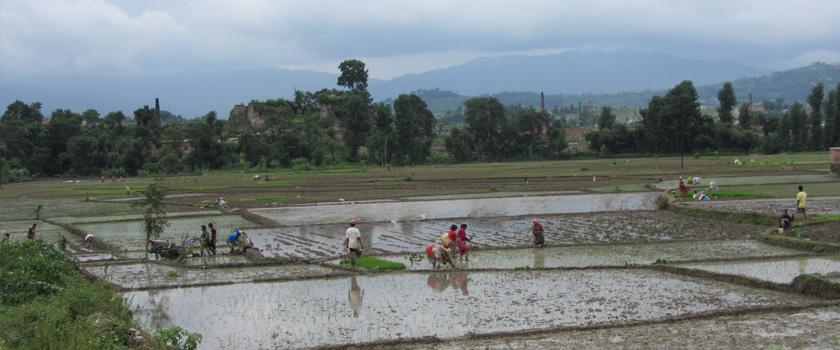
[125,269,815,349]
[392,306,840,350]
[250,192,659,226]
[87,263,343,289]
[76,215,255,251]
[378,240,804,270]
[678,255,840,284]
[248,211,763,260]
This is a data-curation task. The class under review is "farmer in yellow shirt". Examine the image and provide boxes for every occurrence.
[796,185,807,222]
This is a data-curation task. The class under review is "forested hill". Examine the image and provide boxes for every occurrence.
[413,63,840,113]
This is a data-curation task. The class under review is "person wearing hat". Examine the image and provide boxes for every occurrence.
[345,219,363,266]
[226,229,243,254]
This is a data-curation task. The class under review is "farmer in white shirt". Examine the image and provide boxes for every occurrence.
[345,219,363,266]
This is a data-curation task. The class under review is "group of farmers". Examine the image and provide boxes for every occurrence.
[196,222,252,256]
[343,217,547,270]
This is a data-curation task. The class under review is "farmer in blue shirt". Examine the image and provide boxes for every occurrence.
[226,229,242,254]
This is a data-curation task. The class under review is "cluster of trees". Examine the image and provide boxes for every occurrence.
[586,81,840,159]
[444,98,568,162]
[0,60,442,182]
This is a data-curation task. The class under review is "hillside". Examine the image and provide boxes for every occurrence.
[413,63,840,113]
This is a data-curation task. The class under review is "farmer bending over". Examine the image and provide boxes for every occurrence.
[426,242,454,269]
[345,219,363,266]
[532,219,545,247]
[226,229,243,254]
[779,209,794,234]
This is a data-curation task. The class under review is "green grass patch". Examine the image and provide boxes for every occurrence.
[816,213,840,221]
[339,256,406,270]
[713,189,765,199]
[669,203,778,226]
[589,183,649,192]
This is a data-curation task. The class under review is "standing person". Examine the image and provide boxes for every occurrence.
[443,225,456,250]
[345,219,363,267]
[532,219,545,247]
[208,223,217,255]
[455,224,470,261]
[796,185,808,222]
[27,223,37,240]
[199,225,211,256]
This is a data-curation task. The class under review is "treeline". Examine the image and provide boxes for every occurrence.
[586,81,840,155]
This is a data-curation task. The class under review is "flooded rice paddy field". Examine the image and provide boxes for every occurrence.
[75,215,255,251]
[678,255,840,284]
[249,192,659,225]
[86,263,344,290]
[249,211,764,260]
[0,219,76,244]
[378,240,806,270]
[683,195,840,215]
[125,269,820,349]
[390,306,840,350]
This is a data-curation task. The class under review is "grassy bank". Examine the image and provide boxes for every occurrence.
[340,256,406,270]
[0,240,203,349]
[0,240,137,349]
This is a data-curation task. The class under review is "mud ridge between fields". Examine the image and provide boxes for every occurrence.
[657,265,840,299]
[303,302,840,350]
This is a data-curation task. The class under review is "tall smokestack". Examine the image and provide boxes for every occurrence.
[154,98,160,124]
[540,92,545,113]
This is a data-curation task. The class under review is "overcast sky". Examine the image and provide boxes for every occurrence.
[2,0,840,80]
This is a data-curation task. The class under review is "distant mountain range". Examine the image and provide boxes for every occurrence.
[1,49,836,117]
[411,63,840,113]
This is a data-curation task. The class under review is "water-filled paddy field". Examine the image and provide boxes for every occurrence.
[125,269,820,349]
[376,240,806,270]
[678,255,840,284]
[248,211,764,260]
[74,215,255,251]
[249,192,659,225]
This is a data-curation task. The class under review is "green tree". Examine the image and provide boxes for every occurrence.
[807,83,824,150]
[639,96,667,154]
[827,84,840,147]
[367,102,396,165]
[597,106,616,130]
[716,82,737,125]
[788,103,808,152]
[337,59,369,93]
[134,182,169,260]
[103,111,126,130]
[444,126,472,162]
[664,81,702,168]
[463,97,506,160]
[81,109,100,128]
[737,103,751,129]
[393,94,436,164]
[1,100,44,124]
[336,93,371,161]
[186,112,225,170]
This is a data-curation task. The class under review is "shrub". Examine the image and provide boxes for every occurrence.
[155,326,203,350]
[291,158,314,171]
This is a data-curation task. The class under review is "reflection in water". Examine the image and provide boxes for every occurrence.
[426,272,470,295]
[450,272,470,296]
[533,248,546,269]
[348,277,364,318]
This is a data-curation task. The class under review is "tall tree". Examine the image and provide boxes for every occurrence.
[1,100,44,124]
[337,59,369,94]
[393,94,435,164]
[737,103,751,129]
[336,94,371,161]
[82,109,100,128]
[828,83,840,147]
[367,102,396,165]
[807,83,824,150]
[788,103,808,152]
[664,81,702,168]
[444,127,472,162]
[717,82,737,125]
[463,97,506,160]
[639,96,666,154]
[597,106,616,130]
[134,182,169,260]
